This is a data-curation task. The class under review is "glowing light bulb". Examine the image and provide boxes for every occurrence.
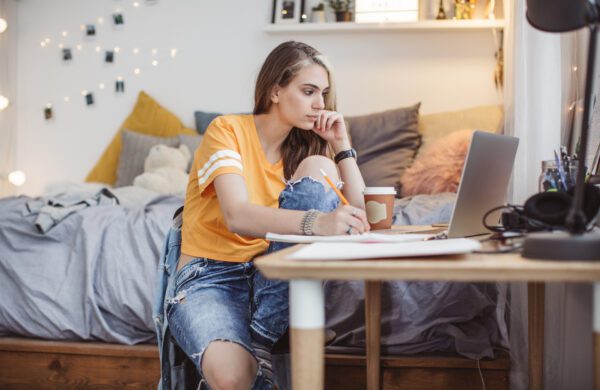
[0,18,8,34]
[58,43,64,49]
[133,1,140,7]
[151,48,158,55]
[99,83,105,89]
[8,170,26,187]
[0,95,9,110]
[134,68,141,75]
[133,47,139,55]
[95,46,101,52]
[61,31,68,37]
[40,41,46,48]
[98,17,104,24]
[64,96,70,102]
[114,47,120,53]
[152,60,158,66]
[76,44,83,51]
[170,48,177,58]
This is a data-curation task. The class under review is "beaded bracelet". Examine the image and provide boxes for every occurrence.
[300,209,321,236]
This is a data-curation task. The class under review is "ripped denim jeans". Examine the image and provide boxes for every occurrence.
[161,177,340,390]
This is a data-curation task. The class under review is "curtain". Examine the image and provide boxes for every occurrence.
[505,1,593,389]
[0,0,18,197]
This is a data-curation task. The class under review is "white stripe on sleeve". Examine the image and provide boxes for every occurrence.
[197,150,242,179]
[198,158,244,185]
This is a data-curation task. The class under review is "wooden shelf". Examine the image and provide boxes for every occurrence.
[264,19,505,33]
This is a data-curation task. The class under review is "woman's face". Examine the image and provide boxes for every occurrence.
[273,64,330,130]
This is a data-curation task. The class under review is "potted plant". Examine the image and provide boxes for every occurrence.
[328,0,352,22]
[311,2,327,23]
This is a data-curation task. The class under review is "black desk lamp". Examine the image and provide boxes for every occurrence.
[522,0,600,260]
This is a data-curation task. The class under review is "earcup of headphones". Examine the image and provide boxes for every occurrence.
[523,184,600,227]
[523,191,572,226]
[568,183,600,225]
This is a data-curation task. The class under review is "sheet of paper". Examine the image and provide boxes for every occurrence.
[287,239,482,261]
[266,232,434,244]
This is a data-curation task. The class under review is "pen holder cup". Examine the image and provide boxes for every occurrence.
[364,187,396,230]
[539,159,578,192]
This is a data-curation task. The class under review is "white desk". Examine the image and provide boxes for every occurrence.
[255,245,600,390]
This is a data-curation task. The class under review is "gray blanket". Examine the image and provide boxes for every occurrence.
[0,189,507,358]
[0,187,181,344]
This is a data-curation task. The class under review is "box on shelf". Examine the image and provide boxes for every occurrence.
[355,0,419,23]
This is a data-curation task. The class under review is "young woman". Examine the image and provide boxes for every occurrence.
[165,41,369,390]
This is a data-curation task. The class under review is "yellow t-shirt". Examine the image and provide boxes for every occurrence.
[181,114,285,262]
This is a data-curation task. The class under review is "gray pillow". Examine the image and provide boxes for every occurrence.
[178,134,203,172]
[115,129,179,187]
[194,111,222,134]
[347,103,421,196]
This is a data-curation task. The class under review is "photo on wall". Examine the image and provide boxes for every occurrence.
[272,0,305,24]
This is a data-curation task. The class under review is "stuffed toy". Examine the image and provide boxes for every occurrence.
[133,144,191,195]
[400,129,474,197]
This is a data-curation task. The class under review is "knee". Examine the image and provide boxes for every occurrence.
[202,342,257,390]
[291,155,338,183]
[207,373,254,390]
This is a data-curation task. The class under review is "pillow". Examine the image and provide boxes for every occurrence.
[115,130,180,187]
[194,111,222,134]
[347,103,421,196]
[418,105,502,158]
[178,134,204,171]
[400,129,474,197]
[85,91,196,185]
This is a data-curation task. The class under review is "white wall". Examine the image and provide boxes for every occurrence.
[14,0,503,195]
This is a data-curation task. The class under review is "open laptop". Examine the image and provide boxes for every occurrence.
[445,130,519,238]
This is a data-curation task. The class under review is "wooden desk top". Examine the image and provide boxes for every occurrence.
[255,245,600,282]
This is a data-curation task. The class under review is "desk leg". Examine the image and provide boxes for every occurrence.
[290,280,324,390]
[528,282,545,390]
[594,283,600,390]
[365,281,382,390]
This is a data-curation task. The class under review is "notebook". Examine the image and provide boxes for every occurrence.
[288,239,482,261]
[265,232,434,244]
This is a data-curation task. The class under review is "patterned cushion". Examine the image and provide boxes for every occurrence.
[115,130,179,187]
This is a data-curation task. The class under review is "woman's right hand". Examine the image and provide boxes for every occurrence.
[312,205,370,235]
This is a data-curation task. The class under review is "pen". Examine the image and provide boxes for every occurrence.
[319,169,350,206]
[554,150,568,190]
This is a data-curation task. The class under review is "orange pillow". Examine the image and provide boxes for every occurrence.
[85,91,197,185]
[400,129,474,197]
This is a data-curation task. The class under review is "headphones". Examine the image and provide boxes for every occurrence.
[484,183,600,233]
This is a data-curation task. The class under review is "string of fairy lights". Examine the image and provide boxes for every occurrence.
[38,0,177,121]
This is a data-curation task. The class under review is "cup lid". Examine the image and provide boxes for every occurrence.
[363,187,396,195]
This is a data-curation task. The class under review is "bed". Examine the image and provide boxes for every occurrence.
[0,92,509,389]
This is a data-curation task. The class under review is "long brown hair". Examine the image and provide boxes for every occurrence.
[254,41,337,180]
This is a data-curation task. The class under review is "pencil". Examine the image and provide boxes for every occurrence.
[320,169,350,206]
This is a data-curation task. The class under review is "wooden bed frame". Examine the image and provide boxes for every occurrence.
[0,337,509,389]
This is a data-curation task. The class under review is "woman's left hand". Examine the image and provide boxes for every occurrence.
[312,110,349,149]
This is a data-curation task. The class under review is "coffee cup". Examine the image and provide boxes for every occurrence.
[363,187,396,230]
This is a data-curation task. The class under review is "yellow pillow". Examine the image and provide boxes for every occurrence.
[85,91,197,185]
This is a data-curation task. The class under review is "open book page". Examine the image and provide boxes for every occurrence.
[287,239,482,261]
[265,232,434,244]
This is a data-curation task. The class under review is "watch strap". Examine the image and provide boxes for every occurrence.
[334,148,357,164]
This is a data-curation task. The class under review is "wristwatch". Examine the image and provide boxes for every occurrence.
[334,148,357,164]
